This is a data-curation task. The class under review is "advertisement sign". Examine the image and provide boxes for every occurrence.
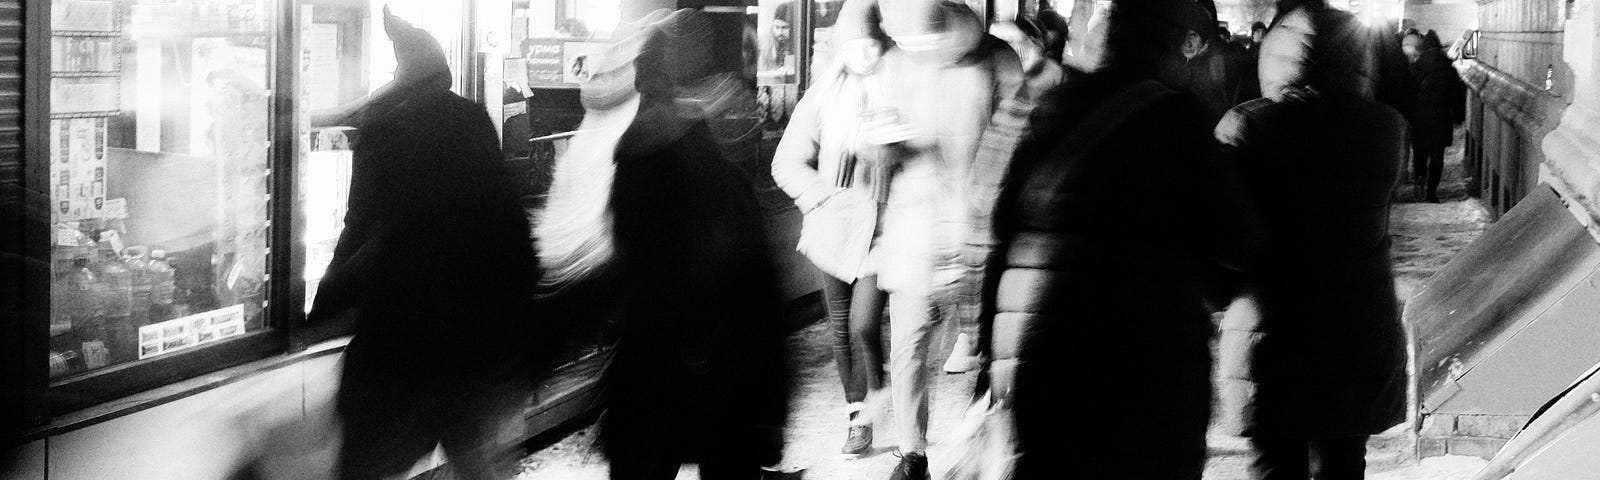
[524,40,565,86]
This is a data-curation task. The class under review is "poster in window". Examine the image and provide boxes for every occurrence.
[523,40,565,86]
[50,118,107,222]
[51,77,119,115]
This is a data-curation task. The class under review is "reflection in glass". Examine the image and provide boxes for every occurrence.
[48,0,271,379]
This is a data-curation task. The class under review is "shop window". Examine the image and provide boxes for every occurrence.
[46,0,274,387]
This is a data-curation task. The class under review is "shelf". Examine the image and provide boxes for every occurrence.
[51,111,121,120]
[131,30,270,41]
[53,71,120,78]
[53,30,121,38]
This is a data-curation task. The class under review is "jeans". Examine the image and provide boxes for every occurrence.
[888,290,936,453]
[1248,435,1369,480]
[820,273,886,406]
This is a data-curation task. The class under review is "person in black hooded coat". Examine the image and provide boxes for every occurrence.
[597,12,790,480]
[1407,30,1466,202]
[308,9,539,480]
[1214,4,1409,479]
[979,1,1260,478]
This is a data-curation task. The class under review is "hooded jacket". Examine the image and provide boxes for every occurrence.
[1214,4,1408,438]
[870,0,1022,294]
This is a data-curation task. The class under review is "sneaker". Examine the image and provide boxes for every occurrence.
[943,333,982,373]
[842,424,873,459]
[888,451,929,480]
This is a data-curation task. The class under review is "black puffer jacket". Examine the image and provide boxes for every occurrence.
[984,75,1258,479]
[1213,4,1409,438]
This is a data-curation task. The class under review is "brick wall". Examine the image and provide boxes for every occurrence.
[1418,413,1530,459]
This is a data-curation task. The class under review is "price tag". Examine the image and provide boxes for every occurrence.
[56,223,79,246]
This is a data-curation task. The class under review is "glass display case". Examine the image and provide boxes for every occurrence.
[46,0,273,382]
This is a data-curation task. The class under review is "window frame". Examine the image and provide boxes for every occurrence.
[20,0,357,420]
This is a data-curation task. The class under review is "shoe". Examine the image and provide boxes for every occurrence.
[888,451,929,480]
[942,333,982,373]
[1427,192,1442,203]
[842,424,873,459]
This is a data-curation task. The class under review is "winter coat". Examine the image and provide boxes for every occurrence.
[311,84,540,441]
[310,85,536,361]
[983,76,1258,479]
[1214,91,1408,438]
[1409,52,1466,149]
[871,35,1021,295]
[771,64,891,282]
[600,113,790,466]
[1161,45,1242,123]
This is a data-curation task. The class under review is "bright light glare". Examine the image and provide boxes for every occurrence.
[1360,0,1403,27]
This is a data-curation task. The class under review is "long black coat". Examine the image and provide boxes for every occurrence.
[311,86,538,413]
[1410,53,1466,149]
[600,115,790,468]
[984,76,1258,479]
[1214,91,1408,438]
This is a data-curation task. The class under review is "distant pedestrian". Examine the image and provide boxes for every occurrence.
[1214,4,1410,480]
[1407,29,1466,202]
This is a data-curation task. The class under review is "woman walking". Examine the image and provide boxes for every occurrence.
[772,0,893,460]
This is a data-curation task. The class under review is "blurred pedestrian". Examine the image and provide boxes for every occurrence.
[308,9,538,480]
[600,10,791,480]
[772,0,892,460]
[979,0,1259,478]
[1214,4,1410,480]
[1161,0,1247,121]
[1407,29,1466,202]
[868,0,1022,478]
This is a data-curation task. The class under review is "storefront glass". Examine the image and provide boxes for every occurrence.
[296,1,467,312]
[47,0,273,380]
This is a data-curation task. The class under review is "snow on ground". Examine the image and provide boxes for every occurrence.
[516,130,1493,480]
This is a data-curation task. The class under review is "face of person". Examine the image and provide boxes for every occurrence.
[1181,30,1207,59]
[773,19,792,44]
[841,38,885,75]
[1402,34,1423,63]
[1252,28,1265,43]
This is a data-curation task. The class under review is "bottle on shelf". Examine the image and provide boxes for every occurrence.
[124,246,152,327]
[95,246,135,364]
[65,256,109,370]
[148,249,177,324]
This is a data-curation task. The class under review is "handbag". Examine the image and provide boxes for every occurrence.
[797,180,877,282]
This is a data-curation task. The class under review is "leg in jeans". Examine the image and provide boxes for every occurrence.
[1309,435,1369,480]
[1249,436,1310,480]
[821,274,865,404]
[849,275,887,396]
[887,290,935,453]
[1425,146,1446,200]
